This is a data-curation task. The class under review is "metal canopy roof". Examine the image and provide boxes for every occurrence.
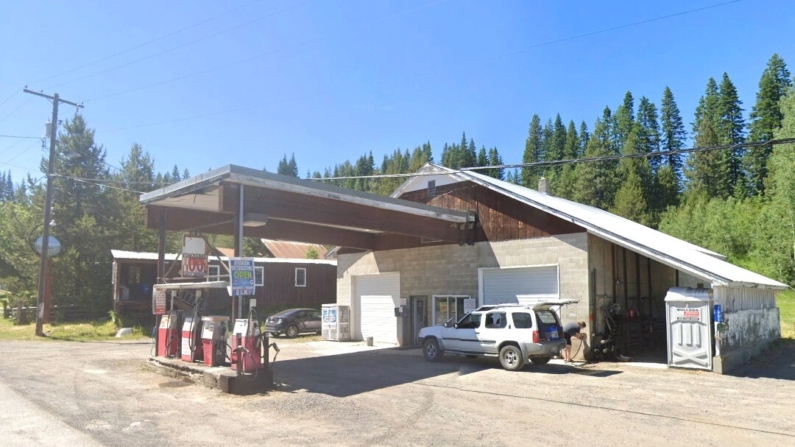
[140,165,470,250]
[397,164,787,290]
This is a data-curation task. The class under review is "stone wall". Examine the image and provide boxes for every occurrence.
[336,233,590,344]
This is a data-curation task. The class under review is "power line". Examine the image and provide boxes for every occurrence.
[491,0,741,61]
[31,0,266,85]
[53,173,146,194]
[44,1,310,90]
[314,138,795,181]
[87,0,449,103]
[97,92,326,133]
[0,89,21,109]
[0,97,34,125]
[0,134,42,139]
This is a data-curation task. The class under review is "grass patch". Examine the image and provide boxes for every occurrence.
[0,317,150,342]
[779,289,795,339]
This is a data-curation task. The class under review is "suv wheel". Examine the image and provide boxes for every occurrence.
[499,344,525,371]
[530,356,551,365]
[423,338,444,362]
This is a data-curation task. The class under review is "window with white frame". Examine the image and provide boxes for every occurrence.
[433,295,470,325]
[255,266,264,286]
[295,268,306,287]
[207,265,221,282]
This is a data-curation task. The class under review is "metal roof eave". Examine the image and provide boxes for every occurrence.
[453,171,783,289]
[226,166,468,222]
[724,281,788,291]
[140,165,234,205]
[140,164,469,223]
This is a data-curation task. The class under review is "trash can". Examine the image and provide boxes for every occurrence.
[365,336,374,346]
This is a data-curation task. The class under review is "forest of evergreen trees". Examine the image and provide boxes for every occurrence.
[1,53,794,316]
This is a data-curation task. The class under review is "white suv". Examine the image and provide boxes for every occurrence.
[418,300,577,371]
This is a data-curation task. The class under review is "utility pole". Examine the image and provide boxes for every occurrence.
[23,89,83,337]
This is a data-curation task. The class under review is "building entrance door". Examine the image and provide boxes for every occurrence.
[410,296,429,346]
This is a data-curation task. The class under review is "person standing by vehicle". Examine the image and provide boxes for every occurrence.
[562,321,586,363]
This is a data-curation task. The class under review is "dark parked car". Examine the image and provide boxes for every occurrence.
[265,308,322,338]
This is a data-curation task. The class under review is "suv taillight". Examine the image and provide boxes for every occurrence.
[532,330,539,343]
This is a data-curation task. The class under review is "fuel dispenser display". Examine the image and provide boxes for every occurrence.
[230,317,262,373]
[157,312,180,358]
[201,316,229,367]
[181,316,203,363]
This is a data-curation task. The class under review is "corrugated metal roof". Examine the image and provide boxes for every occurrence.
[407,165,786,290]
[261,239,329,259]
[110,250,336,265]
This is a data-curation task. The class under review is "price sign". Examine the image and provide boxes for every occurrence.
[152,287,166,315]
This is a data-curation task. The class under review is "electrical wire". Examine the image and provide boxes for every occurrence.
[44,1,310,91]
[31,0,266,85]
[314,138,795,181]
[0,97,33,125]
[491,0,741,61]
[0,134,40,139]
[86,0,449,103]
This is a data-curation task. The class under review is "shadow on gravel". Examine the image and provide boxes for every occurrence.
[731,339,795,380]
[273,348,619,397]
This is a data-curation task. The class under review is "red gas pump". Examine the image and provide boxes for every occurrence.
[230,312,262,374]
[157,312,180,358]
[201,316,229,366]
[180,315,203,363]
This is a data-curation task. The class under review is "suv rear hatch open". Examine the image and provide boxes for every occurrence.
[532,300,578,342]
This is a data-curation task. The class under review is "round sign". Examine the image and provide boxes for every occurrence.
[34,235,62,257]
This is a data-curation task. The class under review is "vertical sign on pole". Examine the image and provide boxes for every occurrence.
[182,236,208,278]
[230,258,256,297]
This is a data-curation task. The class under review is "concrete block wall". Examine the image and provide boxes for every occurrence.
[336,233,591,344]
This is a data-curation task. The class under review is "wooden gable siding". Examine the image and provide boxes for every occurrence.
[255,263,337,308]
[113,259,336,312]
[398,181,584,242]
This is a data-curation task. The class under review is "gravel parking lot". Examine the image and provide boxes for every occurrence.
[0,338,793,446]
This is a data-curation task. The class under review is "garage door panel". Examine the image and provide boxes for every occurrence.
[483,266,558,305]
[354,273,400,344]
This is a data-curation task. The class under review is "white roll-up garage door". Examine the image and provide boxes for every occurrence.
[354,273,400,344]
[481,266,558,305]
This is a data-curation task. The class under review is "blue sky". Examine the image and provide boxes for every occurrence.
[1,0,793,186]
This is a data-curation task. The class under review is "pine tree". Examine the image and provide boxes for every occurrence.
[463,136,477,168]
[487,147,504,180]
[615,91,636,147]
[688,78,730,198]
[747,54,792,195]
[170,164,181,182]
[477,146,488,168]
[571,118,619,209]
[660,86,687,181]
[636,96,661,171]
[717,73,746,197]
[611,132,650,224]
[555,121,579,199]
[579,121,590,155]
[521,115,543,188]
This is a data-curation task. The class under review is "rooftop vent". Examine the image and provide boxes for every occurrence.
[538,177,549,195]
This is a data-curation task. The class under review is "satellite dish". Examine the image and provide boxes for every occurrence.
[34,236,62,257]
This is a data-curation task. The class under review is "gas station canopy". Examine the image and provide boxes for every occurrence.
[140,165,472,251]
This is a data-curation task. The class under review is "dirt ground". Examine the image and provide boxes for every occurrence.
[0,337,793,447]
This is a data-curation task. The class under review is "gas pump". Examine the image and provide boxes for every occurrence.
[230,304,263,374]
[180,315,203,363]
[201,316,229,366]
[157,311,180,358]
